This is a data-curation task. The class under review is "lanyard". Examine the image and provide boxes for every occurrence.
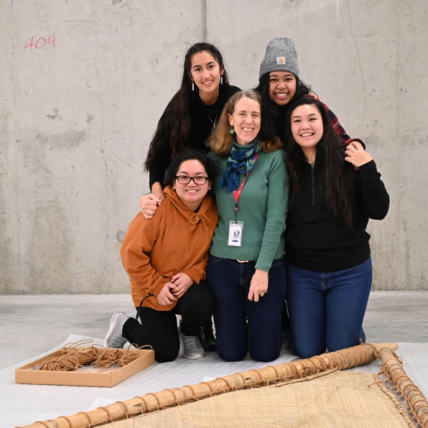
[232,153,259,221]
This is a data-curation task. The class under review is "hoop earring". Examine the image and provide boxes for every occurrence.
[220,76,223,85]
[192,82,194,91]
[230,127,235,135]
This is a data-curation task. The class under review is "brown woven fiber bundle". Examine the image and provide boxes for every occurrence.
[37,340,142,372]
[95,348,143,369]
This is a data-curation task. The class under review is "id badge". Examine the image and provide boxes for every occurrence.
[228,221,244,247]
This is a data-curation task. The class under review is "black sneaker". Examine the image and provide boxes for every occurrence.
[198,319,217,352]
[281,326,292,349]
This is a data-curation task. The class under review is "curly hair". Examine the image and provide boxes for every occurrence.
[164,150,218,189]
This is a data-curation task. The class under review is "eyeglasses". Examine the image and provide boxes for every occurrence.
[175,175,209,185]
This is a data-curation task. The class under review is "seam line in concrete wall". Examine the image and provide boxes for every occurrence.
[346,0,366,137]
[10,0,21,289]
[201,0,207,41]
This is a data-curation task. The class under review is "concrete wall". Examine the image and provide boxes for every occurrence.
[1,0,427,293]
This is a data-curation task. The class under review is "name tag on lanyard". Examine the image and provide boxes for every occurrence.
[228,221,244,246]
[227,153,259,247]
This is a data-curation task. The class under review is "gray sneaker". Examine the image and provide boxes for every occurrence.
[104,312,129,348]
[178,327,204,359]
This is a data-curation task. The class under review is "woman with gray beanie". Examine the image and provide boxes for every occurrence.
[255,37,360,150]
[255,37,364,347]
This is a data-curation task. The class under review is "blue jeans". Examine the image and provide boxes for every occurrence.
[207,256,286,362]
[286,258,372,359]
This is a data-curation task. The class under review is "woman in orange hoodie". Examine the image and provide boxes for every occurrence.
[104,151,218,362]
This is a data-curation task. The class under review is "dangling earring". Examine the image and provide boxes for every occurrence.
[192,82,194,91]
[220,76,223,85]
[230,127,235,135]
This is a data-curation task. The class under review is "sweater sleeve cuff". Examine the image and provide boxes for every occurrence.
[148,277,169,297]
[358,159,377,176]
[149,172,166,189]
[255,260,271,272]
[182,267,205,284]
[346,138,366,149]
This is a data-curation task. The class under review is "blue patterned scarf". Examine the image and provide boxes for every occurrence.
[218,138,261,193]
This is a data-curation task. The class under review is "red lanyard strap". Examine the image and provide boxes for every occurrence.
[232,153,259,221]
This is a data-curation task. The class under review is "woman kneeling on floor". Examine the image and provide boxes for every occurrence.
[284,97,389,358]
[105,151,218,362]
[206,90,289,362]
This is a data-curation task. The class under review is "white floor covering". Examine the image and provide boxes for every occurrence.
[2,335,428,428]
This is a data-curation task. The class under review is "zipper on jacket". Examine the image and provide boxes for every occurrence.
[310,163,315,205]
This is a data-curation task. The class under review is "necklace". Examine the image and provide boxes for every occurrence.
[207,114,217,129]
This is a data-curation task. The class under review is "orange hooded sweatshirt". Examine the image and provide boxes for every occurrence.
[120,187,218,311]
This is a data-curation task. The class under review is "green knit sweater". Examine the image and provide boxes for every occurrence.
[208,147,288,272]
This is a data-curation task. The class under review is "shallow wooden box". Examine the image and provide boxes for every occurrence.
[15,348,155,387]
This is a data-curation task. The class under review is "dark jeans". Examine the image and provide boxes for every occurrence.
[206,256,286,362]
[286,258,372,359]
[122,281,215,363]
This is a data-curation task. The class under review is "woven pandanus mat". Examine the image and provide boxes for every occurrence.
[104,370,412,428]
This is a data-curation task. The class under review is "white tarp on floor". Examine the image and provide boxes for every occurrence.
[1,335,427,428]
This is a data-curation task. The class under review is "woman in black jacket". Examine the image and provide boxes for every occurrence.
[284,97,389,358]
[140,42,240,352]
[142,42,240,217]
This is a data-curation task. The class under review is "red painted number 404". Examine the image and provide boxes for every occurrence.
[25,33,56,50]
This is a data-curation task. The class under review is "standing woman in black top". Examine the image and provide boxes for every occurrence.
[141,42,240,218]
[140,42,240,351]
[255,37,359,150]
[284,97,389,359]
[254,38,363,345]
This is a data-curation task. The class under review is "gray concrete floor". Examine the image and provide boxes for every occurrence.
[1,291,427,368]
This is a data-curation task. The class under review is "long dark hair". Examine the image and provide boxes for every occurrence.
[254,73,311,145]
[285,97,354,227]
[145,43,230,170]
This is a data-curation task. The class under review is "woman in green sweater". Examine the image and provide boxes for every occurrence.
[206,90,289,362]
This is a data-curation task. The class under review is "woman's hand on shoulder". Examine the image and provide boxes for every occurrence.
[308,92,320,101]
[248,269,269,302]
[345,141,373,168]
[171,273,193,298]
[140,183,165,219]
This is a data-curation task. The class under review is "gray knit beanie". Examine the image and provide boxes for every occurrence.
[259,37,299,80]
